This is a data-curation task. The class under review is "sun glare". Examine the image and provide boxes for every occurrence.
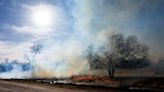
[30,4,55,28]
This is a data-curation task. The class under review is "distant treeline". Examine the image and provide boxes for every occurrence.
[0,60,32,73]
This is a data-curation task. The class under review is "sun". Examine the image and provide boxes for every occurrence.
[30,4,55,28]
[24,4,63,35]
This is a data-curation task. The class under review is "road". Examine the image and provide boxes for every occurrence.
[0,80,126,92]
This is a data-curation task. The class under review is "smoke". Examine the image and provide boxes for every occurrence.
[72,0,164,62]
[30,39,89,78]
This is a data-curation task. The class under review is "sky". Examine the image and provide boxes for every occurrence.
[0,0,164,78]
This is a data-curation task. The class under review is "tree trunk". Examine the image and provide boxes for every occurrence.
[107,68,115,79]
[107,69,112,77]
[107,67,115,79]
[111,69,115,78]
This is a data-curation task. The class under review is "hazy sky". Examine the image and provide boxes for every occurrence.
[0,0,164,78]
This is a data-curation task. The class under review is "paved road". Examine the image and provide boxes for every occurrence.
[0,80,125,92]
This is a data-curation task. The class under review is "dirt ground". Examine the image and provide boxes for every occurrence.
[0,80,127,92]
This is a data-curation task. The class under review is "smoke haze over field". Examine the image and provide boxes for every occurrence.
[0,0,164,78]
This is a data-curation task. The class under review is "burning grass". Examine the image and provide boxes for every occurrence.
[71,75,120,87]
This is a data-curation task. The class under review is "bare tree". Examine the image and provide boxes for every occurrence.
[86,33,149,78]
[25,43,42,63]
[30,43,42,57]
[86,46,120,78]
[24,43,43,77]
